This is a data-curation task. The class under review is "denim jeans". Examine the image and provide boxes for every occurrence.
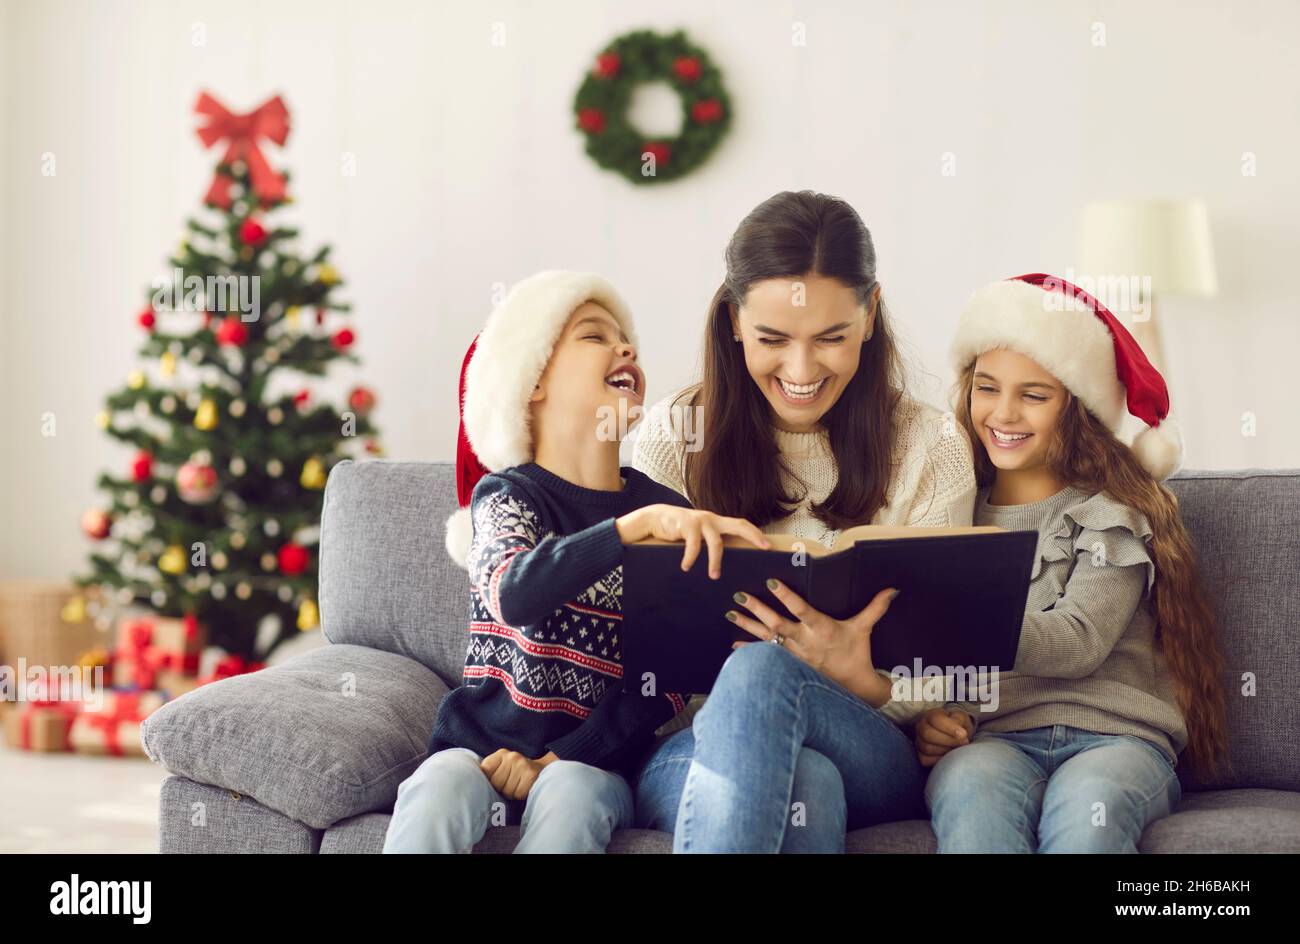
[924,725,1182,853]
[633,641,927,853]
[382,747,634,853]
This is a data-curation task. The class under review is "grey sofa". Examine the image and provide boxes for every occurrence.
[142,459,1300,853]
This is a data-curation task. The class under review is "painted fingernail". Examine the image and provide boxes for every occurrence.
[766,578,778,590]
[725,610,737,622]
[733,591,747,604]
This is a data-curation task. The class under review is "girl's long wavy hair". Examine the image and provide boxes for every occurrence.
[680,190,905,531]
[953,360,1230,776]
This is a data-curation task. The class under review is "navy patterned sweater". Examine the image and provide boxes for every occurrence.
[429,461,692,776]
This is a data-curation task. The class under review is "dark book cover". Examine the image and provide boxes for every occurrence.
[622,528,1038,695]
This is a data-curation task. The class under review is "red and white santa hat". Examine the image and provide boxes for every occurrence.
[445,271,638,568]
[950,272,1183,480]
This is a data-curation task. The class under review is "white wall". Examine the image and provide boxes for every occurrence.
[3,0,1298,580]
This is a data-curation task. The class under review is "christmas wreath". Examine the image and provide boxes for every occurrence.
[573,30,731,184]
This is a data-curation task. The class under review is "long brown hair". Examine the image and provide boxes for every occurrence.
[682,190,904,531]
[953,361,1230,775]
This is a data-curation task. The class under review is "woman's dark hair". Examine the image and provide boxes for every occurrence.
[680,190,904,531]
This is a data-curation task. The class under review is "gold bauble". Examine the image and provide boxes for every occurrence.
[158,545,187,575]
[300,457,326,490]
[297,599,319,631]
[194,398,218,431]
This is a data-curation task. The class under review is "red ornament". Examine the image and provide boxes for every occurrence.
[176,459,219,504]
[293,389,311,410]
[215,316,249,347]
[593,52,620,78]
[691,98,724,124]
[642,142,672,167]
[81,509,112,540]
[332,328,355,350]
[278,542,309,576]
[348,386,376,415]
[577,108,606,134]
[239,219,268,246]
[673,57,702,82]
[138,308,156,331]
[130,451,153,483]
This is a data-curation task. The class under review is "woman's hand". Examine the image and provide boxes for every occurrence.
[914,708,974,767]
[725,578,899,706]
[616,504,771,579]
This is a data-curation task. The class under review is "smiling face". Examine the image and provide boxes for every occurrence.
[729,274,875,434]
[529,301,644,439]
[968,347,1068,473]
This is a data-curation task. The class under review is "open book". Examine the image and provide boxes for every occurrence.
[621,524,1038,695]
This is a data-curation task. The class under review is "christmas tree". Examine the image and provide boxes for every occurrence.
[72,92,381,663]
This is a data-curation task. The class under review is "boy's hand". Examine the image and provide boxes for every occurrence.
[480,749,559,800]
[615,504,771,579]
[914,708,974,768]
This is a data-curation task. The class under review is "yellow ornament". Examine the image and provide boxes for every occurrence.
[78,647,110,670]
[300,457,327,490]
[194,398,218,431]
[317,263,339,286]
[160,351,177,377]
[94,410,111,430]
[285,306,301,330]
[127,370,146,390]
[297,599,319,631]
[61,595,87,623]
[158,545,187,575]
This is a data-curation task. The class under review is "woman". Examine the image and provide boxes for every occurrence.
[631,190,977,852]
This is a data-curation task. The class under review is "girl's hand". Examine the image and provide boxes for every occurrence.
[914,708,974,767]
[616,504,771,579]
[480,749,558,800]
[726,579,899,706]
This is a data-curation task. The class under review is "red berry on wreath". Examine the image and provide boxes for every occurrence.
[138,308,156,330]
[642,142,672,167]
[593,52,620,78]
[332,327,355,350]
[239,219,268,246]
[215,316,249,347]
[578,107,606,134]
[278,542,309,576]
[673,57,702,82]
[131,450,154,483]
[692,98,724,124]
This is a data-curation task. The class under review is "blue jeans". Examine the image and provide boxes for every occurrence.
[382,747,634,853]
[924,725,1181,853]
[633,641,927,853]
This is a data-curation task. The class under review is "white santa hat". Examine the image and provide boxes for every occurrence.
[950,273,1183,481]
[444,271,638,568]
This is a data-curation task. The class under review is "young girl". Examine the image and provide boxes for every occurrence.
[918,273,1229,853]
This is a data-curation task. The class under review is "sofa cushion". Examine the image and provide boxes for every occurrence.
[319,459,470,687]
[159,776,322,853]
[1166,470,1300,791]
[141,643,446,830]
[1139,788,1300,853]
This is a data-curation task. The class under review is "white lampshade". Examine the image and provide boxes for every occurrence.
[1079,199,1218,298]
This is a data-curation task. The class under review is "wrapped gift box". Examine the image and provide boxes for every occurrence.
[111,614,206,691]
[1,698,81,752]
[68,688,167,758]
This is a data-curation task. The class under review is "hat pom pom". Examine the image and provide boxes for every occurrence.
[1132,419,1184,481]
[444,508,474,570]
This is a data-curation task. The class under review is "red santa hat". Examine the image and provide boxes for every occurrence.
[444,271,637,568]
[950,272,1183,480]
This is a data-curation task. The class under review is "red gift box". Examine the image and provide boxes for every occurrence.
[68,688,167,757]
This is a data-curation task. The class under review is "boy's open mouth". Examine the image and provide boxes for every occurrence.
[604,365,643,399]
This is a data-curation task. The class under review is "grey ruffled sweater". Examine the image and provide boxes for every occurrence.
[947,485,1188,766]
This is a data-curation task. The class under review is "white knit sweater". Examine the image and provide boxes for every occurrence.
[631,390,978,731]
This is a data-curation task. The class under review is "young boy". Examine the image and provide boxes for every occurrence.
[382,271,769,854]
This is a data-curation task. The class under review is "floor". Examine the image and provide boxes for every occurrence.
[0,742,170,852]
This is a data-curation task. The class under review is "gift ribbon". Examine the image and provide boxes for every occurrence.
[78,691,159,757]
[194,91,290,209]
